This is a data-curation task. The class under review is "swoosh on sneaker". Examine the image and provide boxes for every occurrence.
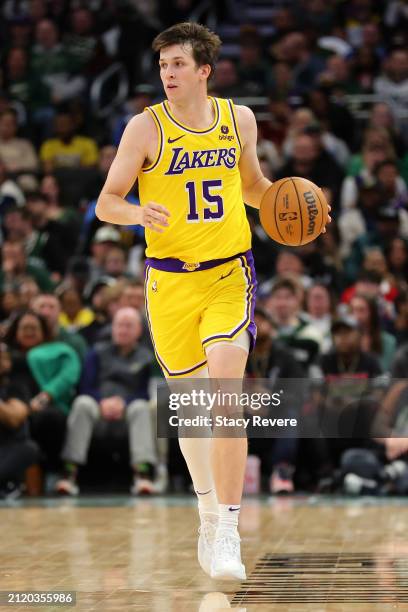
[168,135,185,143]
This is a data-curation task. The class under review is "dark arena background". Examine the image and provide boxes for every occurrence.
[1,1,408,610]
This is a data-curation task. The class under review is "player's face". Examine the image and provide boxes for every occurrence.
[159,44,208,101]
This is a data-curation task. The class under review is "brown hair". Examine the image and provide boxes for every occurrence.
[152,22,221,76]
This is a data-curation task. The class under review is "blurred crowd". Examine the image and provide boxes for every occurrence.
[1,0,408,500]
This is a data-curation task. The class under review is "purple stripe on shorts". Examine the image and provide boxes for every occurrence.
[202,250,257,352]
[145,250,252,273]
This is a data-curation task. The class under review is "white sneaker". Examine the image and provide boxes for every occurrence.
[198,512,218,575]
[130,477,155,495]
[210,530,246,581]
[55,479,79,496]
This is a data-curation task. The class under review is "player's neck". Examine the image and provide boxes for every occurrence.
[167,92,214,130]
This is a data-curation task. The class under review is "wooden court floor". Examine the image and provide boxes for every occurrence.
[1,495,408,611]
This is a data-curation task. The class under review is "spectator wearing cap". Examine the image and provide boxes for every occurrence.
[350,294,397,372]
[31,292,88,361]
[0,109,39,174]
[344,205,403,283]
[311,315,383,477]
[88,225,122,284]
[56,307,158,496]
[40,111,98,173]
[246,306,304,494]
[57,285,95,333]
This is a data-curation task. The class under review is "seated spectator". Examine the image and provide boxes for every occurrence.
[0,109,39,174]
[111,86,155,147]
[374,159,408,210]
[80,278,117,346]
[246,307,304,494]
[0,157,25,213]
[305,283,333,353]
[342,127,401,209]
[344,206,403,284]
[18,277,40,309]
[102,245,131,281]
[313,315,383,473]
[210,59,245,98]
[386,237,408,286]
[0,241,54,292]
[393,291,408,346]
[87,225,123,284]
[275,132,344,209]
[271,32,326,95]
[374,50,408,126]
[25,191,69,277]
[4,47,52,121]
[40,111,98,172]
[30,19,85,106]
[57,285,95,333]
[306,87,355,150]
[64,7,110,77]
[265,276,323,373]
[366,102,406,159]
[31,292,87,361]
[0,343,40,499]
[56,307,158,496]
[119,280,145,312]
[282,107,350,168]
[3,310,81,474]
[40,174,80,252]
[238,28,271,96]
[349,294,397,372]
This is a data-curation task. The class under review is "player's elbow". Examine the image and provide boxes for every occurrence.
[95,195,110,222]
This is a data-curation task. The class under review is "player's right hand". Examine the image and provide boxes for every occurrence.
[140,202,170,233]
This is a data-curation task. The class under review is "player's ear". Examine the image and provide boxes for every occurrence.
[199,64,211,80]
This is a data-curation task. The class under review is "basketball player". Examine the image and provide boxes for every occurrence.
[96,22,330,580]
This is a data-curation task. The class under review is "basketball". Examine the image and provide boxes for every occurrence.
[259,177,329,246]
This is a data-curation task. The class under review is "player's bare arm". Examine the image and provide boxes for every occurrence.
[236,105,272,209]
[96,111,170,232]
[237,105,331,228]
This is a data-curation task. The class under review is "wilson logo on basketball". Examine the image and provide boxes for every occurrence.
[303,191,319,236]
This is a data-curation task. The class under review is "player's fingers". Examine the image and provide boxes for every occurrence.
[327,215,332,223]
[149,211,169,226]
[146,219,164,233]
[149,202,171,217]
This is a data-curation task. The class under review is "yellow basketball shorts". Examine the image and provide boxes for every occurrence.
[144,250,257,378]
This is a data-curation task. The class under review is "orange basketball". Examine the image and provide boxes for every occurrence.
[259,177,329,246]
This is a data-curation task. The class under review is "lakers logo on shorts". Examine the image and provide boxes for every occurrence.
[182,262,201,271]
[152,280,158,292]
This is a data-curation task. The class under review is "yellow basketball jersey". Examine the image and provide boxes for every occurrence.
[138,97,251,262]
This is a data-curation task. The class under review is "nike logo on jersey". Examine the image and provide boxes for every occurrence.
[168,135,185,144]
[219,270,233,281]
